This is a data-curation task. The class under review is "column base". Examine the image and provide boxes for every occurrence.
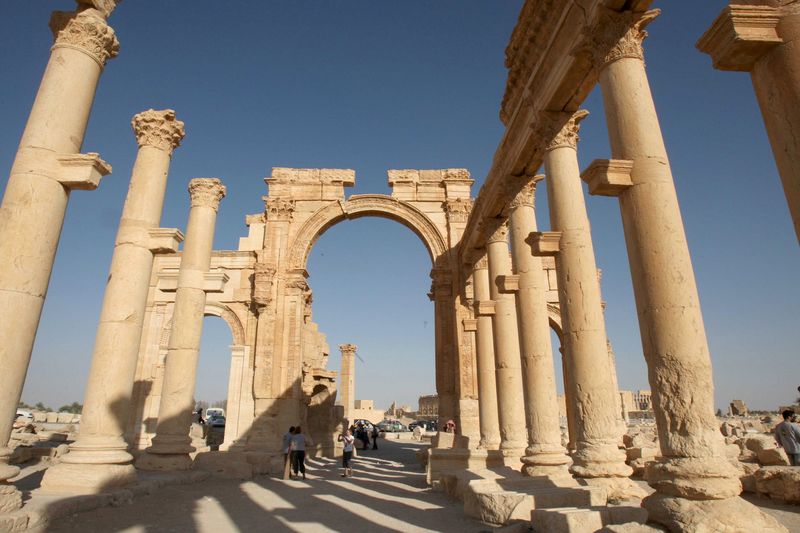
[0,483,22,514]
[646,456,742,500]
[643,493,788,533]
[135,452,193,471]
[498,447,525,468]
[521,449,572,478]
[39,463,137,494]
[579,475,647,501]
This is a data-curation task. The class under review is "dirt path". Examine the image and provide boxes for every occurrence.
[43,440,487,533]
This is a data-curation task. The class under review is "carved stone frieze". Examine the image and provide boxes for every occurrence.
[253,262,276,310]
[188,178,226,211]
[546,109,590,152]
[575,8,660,70]
[265,197,295,221]
[50,9,119,67]
[131,109,185,154]
[444,197,473,223]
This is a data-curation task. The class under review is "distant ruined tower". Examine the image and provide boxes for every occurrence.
[338,344,357,419]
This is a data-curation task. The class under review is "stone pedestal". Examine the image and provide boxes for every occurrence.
[138,178,226,471]
[507,177,571,478]
[41,110,185,492]
[698,3,800,243]
[472,259,500,450]
[594,9,782,528]
[543,110,636,499]
[0,8,118,503]
[486,222,527,462]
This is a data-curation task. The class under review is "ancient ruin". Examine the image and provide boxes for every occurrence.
[0,0,798,532]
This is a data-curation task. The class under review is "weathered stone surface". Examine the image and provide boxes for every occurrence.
[755,466,800,504]
[193,452,253,480]
[643,494,788,533]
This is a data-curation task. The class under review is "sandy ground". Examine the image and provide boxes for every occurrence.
[27,440,800,533]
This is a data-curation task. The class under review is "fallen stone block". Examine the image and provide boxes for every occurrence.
[626,447,658,462]
[532,507,603,533]
[756,447,790,466]
[45,412,58,424]
[754,466,800,504]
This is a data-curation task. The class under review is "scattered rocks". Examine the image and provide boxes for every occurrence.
[755,466,800,504]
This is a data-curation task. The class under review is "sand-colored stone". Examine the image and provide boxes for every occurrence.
[544,110,636,499]
[507,176,571,477]
[0,7,117,508]
[41,110,185,493]
[138,178,226,470]
[338,344,356,420]
[472,260,501,450]
[486,221,527,463]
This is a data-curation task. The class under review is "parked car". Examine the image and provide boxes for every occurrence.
[205,408,225,419]
[378,420,407,432]
[409,420,435,432]
[208,415,226,428]
[15,409,33,422]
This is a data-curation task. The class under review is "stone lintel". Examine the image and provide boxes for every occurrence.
[697,5,782,72]
[55,152,112,190]
[528,232,562,256]
[462,318,478,332]
[156,270,230,292]
[148,228,184,254]
[498,274,520,293]
[581,159,634,196]
[474,300,496,317]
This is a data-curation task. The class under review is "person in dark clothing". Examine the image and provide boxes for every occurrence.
[371,425,379,450]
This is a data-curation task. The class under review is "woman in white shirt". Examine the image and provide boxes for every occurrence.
[290,426,312,480]
[338,429,355,477]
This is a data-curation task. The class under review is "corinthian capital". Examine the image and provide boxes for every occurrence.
[339,344,358,355]
[546,110,590,152]
[77,0,121,19]
[575,8,659,70]
[188,178,226,211]
[132,109,186,154]
[486,219,509,244]
[50,9,119,68]
[509,175,544,210]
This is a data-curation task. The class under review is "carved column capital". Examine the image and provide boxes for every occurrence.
[188,178,226,211]
[545,110,590,152]
[76,0,121,18]
[265,197,295,221]
[486,219,509,244]
[132,109,186,154]
[474,254,489,271]
[253,262,276,310]
[339,344,358,355]
[575,8,660,70]
[444,198,473,223]
[50,9,119,68]
[509,175,544,210]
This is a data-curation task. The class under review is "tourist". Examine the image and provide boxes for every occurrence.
[282,426,295,478]
[774,410,800,466]
[444,419,456,433]
[290,426,313,479]
[360,424,370,450]
[372,425,379,450]
[338,429,355,477]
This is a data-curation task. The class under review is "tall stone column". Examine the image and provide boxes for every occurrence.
[508,177,571,478]
[544,109,636,498]
[40,110,185,493]
[486,221,527,461]
[699,3,800,243]
[138,178,226,471]
[472,258,500,450]
[339,344,357,420]
[0,7,117,507]
[588,10,783,530]
[430,269,457,428]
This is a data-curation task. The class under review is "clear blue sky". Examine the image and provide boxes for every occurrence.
[1,1,797,412]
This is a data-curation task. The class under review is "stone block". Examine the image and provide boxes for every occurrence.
[756,447,789,466]
[45,412,58,424]
[32,412,46,423]
[626,447,658,462]
[754,466,800,503]
[432,431,455,449]
[55,413,73,424]
[532,507,604,533]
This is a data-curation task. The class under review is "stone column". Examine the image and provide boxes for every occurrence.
[698,3,800,243]
[40,110,185,492]
[137,178,226,471]
[472,257,500,450]
[544,109,636,498]
[508,177,571,478]
[339,344,357,420]
[589,10,783,530]
[430,269,457,428]
[0,7,117,507]
[485,221,527,461]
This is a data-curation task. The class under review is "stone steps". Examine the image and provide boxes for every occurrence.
[531,505,653,533]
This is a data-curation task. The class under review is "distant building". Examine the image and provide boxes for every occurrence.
[418,394,438,418]
[619,389,653,419]
[350,399,384,424]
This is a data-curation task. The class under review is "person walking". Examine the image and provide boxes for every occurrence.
[371,425,379,450]
[338,429,355,477]
[775,410,800,466]
[290,426,313,479]
[282,426,295,479]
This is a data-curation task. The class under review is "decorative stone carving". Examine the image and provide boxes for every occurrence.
[188,178,226,211]
[546,110,590,152]
[132,109,186,154]
[444,198,473,223]
[285,276,309,292]
[486,220,509,244]
[508,175,543,210]
[245,213,266,226]
[77,0,121,18]
[50,9,119,67]
[253,262,276,309]
[475,255,489,270]
[575,8,660,70]
[265,198,295,221]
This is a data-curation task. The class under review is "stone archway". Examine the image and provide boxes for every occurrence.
[287,194,449,272]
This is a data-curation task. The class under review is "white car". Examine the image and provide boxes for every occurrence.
[15,409,33,421]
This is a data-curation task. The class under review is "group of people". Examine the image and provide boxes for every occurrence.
[775,409,800,466]
[282,426,313,479]
[350,422,378,451]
